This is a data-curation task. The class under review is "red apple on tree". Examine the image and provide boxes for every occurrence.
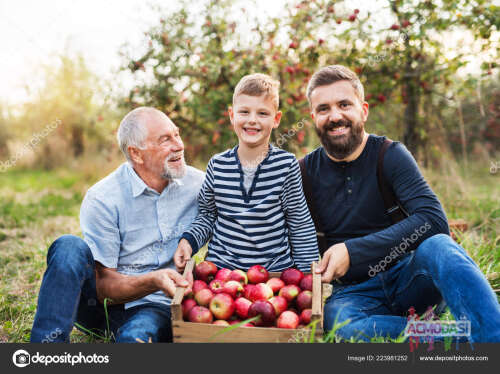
[247,265,269,284]
[281,268,304,286]
[279,284,301,302]
[195,261,218,283]
[234,297,252,319]
[296,290,312,311]
[269,296,288,316]
[194,288,214,307]
[209,293,235,320]
[266,278,285,293]
[277,310,300,329]
[299,274,313,291]
[248,301,276,327]
[229,269,248,285]
[223,280,244,298]
[188,306,213,323]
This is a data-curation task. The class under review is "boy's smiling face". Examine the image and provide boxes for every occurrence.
[229,94,281,149]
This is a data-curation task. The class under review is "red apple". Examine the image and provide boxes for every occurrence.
[213,320,230,326]
[228,320,253,327]
[267,278,285,293]
[234,297,252,319]
[248,301,276,327]
[215,268,232,282]
[195,261,218,282]
[277,310,299,329]
[269,296,288,316]
[209,279,225,294]
[209,293,235,320]
[300,309,312,325]
[279,284,301,302]
[182,298,197,320]
[223,280,244,298]
[243,284,256,300]
[249,283,274,302]
[296,290,312,311]
[194,288,214,307]
[280,268,304,286]
[299,274,313,291]
[247,265,269,284]
[193,280,208,294]
[188,306,213,323]
[229,269,248,285]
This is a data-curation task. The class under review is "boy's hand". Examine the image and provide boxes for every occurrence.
[315,243,350,283]
[174,239,193,273]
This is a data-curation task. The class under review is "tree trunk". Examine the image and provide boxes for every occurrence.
[402,38,421,157]
[71,126,84,157]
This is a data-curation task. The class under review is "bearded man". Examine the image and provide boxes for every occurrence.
[302,65,500,342]
[31,107,203,342]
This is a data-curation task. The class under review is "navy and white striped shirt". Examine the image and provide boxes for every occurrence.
[181,145,319,272]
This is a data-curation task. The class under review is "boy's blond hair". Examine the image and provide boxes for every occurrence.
[233,73,280,110]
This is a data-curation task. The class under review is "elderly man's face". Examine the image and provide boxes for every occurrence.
[310,80,369,160]
[139,114,186,180]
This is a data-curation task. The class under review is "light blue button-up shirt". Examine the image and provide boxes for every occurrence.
[80,162,205,309]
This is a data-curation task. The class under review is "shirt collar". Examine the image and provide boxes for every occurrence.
[126,162,185,197]
[126,163,151,197]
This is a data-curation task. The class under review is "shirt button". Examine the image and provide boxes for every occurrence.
[348,189,352,194]
[347,177,351,181]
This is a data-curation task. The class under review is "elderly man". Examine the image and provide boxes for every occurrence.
[302,65,500,342]
[31,107,204,343]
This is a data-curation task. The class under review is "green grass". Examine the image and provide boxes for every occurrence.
[0,160,498,343]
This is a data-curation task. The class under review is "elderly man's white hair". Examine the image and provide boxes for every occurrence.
[117,107,168,162]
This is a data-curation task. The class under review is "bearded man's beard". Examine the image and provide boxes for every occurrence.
[315,119,364,160]
[162,151,186,180]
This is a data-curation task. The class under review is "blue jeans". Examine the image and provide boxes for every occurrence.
[30,235,172,343]
[323,234,500,342]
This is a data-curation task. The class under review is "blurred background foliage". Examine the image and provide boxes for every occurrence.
[0,0,498,169]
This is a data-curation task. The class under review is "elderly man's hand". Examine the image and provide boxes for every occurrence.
[315,243,351,283]
[153,268,192,298]
[174,239,193,273]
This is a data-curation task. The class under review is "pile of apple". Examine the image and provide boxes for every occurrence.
[182,261,315,329]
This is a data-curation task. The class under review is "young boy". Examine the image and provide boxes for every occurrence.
[174,74,319,272]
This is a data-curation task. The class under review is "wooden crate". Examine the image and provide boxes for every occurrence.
[171,260,324,343]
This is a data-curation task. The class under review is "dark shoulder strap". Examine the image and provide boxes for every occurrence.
[376,139,409,224]
[299,158,329,255]
[298,158,317,224]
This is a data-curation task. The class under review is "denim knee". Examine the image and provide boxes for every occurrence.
[47,235,94,274]
[415,233,473,270]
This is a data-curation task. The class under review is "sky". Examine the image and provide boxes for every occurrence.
[0,0,290,105]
